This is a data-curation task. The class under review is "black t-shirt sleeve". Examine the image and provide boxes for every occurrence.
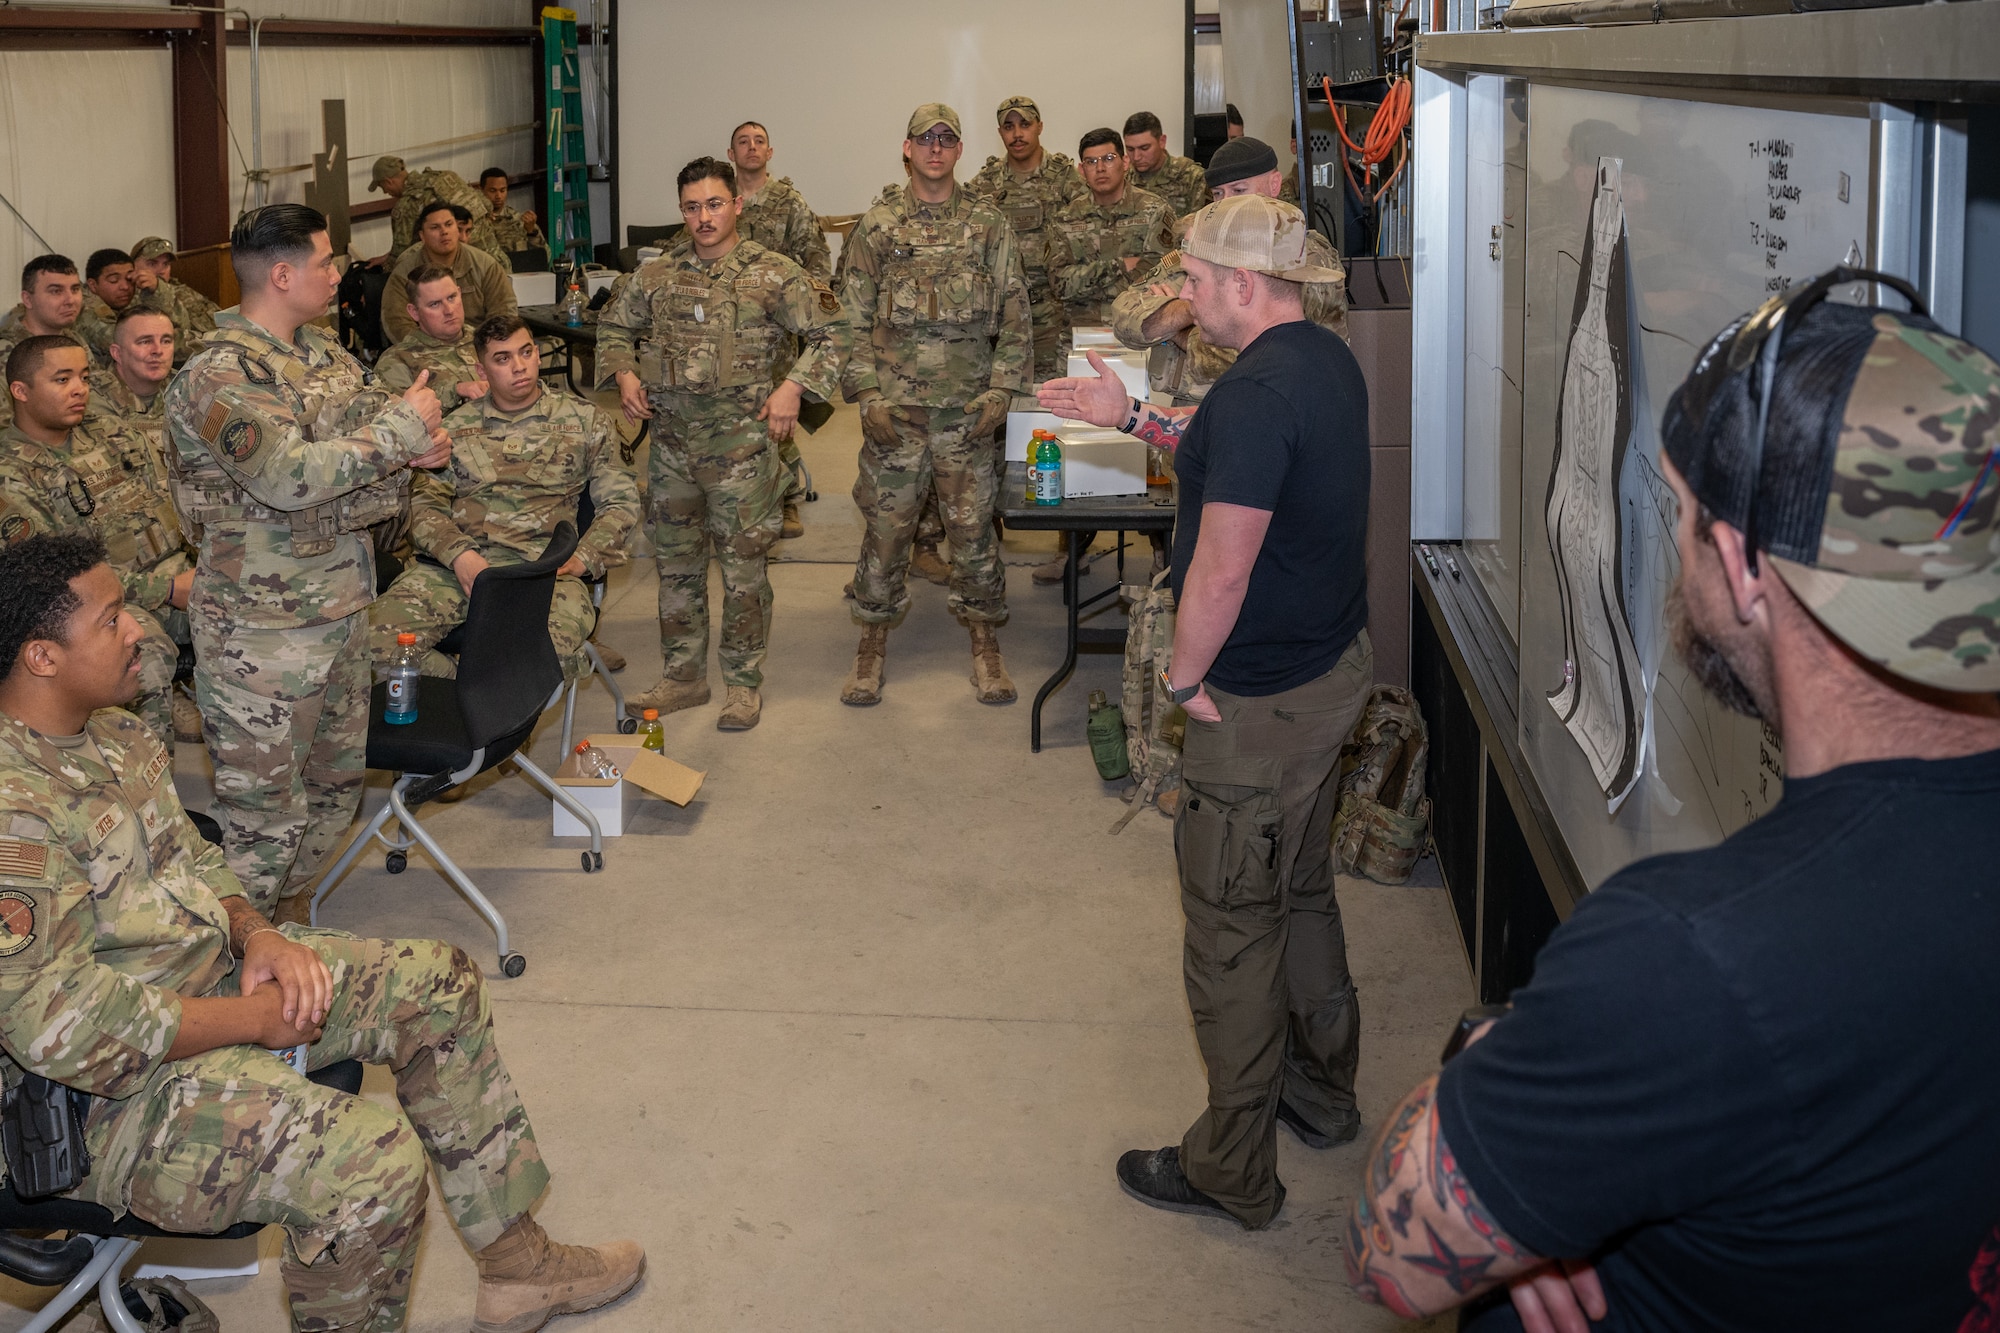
[1196,379,1295,513]
[1435,881,1793,1261]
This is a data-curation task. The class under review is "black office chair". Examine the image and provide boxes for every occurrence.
[508,248,552,274]
[626,222,684,250]
[309,522,603,979]
[0,1059,363,1333]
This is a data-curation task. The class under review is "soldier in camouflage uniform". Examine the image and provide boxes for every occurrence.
[75,248,138,365]
[968,95,1088,382]
[1123,111,1212,218]
[129,238,218,368]
[380,202,518,345]
[1052,129,1177,327]
[727,121,834,542]
[368,155,491,260]
[374,268,489,417]
[838,104,1030,708]
[1113,139,1347,408]
[87,306,176,442]
[164,204,450,922]
[0,533,643,1333]
[0,254,85,432]
[0,336,190,747]
[599,156,849,732]
[371,314,638,683]
[476,166,546,259]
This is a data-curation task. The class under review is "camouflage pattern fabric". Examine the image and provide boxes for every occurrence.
[374,326,486,417]
[1279,170,1300,206]
[1111,234,1348,405]
[0,307,49,430]
[87,367,175,521]
[1133,153,1211,219]
[1113,567,1184,831]
[0,708,546,1332]
[1051,184,1176,328]
[968,151,1089,380]
[477,204,547,262]
[165,311,431,910]
[75,293,122,365]
[379,244,518,346]
[850,406,1006,628]
[738,176,833,281]
[131,280,217,368]
[388,167,488,256]
[370,387,637,682]
[0,420,191,746]
[1330,684,1431,884]
[599,238,849,689]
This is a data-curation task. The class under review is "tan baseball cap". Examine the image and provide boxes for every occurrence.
[368,155,406,191]
[129,237,173,261]
[996,95,1041,124]
[907,104,962,139]
[1180,194,1345,284]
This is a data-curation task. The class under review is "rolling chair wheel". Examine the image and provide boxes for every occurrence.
[501,953,526,978]
[580,851,595,872]
[386,851,407,874]
[805,488,819,502]
[617,717,638,735]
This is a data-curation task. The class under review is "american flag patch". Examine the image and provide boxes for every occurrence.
[200,400,230,444]
[142,748,170,788]
[0,840,47,880]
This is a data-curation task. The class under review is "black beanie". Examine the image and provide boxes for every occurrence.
[1205,136,1280,188]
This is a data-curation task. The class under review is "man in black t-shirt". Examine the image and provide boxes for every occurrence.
[1040,194,1371,1230]
[1343,274,2000,1332]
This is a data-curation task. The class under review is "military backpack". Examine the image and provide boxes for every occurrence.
[1111,568,1185,833]
[1330,685,1432,884]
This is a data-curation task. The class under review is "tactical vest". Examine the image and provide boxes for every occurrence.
[169,325,408,557]
[876,210,1002,336]
[636,248,789,394]
[54,424,186,579]
[1330,686,1433,884]
[1111,568,1186,833]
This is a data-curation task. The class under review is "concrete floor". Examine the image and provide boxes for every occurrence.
[0,405,1468,1333]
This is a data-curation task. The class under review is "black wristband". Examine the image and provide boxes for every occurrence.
[1124,397,1142,434]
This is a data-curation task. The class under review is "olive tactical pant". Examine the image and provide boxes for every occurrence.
[192,612,368,915]
[81,929,549,1332]
[650,416,785,689]
[850,406,1006,628]
[1176,633,1374,1228]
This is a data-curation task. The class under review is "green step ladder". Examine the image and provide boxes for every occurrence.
[541,6,592,270]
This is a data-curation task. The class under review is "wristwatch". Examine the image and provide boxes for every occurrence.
[1158,668,1202,705]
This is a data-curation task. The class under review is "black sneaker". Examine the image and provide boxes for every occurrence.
[1276,1099,1359,1150]
[1115,1146,1284,1228]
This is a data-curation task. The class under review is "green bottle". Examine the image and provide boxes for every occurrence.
[1086,689,1130,781]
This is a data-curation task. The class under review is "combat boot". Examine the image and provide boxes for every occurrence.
[624,677,709,720]
[171,689,203,744]
[1031,551,1091,585]
[717,686,762,731]
[588,637,625,673]
[909,540,951,587]
[270,893,313,928]
[841,625,889,706]
[472,1213,644,1333]
[781,500,805,540]
[969,624,1017,704]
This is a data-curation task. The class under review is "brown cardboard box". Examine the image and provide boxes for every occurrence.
[553,735,704,836]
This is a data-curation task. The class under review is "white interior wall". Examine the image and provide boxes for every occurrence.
[1217,0,1301,178]
[0,50,177,296]
[616,0,1186,231]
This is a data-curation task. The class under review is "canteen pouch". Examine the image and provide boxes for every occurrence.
[1,1073,92,1198]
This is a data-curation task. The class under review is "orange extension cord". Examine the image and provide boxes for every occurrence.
[1323,74,1413,204]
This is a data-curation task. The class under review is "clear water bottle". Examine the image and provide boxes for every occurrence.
[562,279,586,327]
[640,708,664,753]
[1033,434,1064,506]
[572,741,620,779]
[384,632,420,725]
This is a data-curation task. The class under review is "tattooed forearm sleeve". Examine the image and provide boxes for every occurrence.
[1345,1073,1542,1317]
[1119,397,1193,451]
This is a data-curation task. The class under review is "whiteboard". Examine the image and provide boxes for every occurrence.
[614,0,1186,232]
[1515,83,1877,889]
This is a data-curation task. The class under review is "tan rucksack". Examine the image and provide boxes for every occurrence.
[1331,685,1432,883]
[1112,569,1185,833]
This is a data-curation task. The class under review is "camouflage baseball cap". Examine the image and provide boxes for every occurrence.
[129,237,173,261]
[906,104,961,139]
[368,154,406,191]
[1180,194,1344,283]
[996,95,1041,124]
[1664,297,2000,691]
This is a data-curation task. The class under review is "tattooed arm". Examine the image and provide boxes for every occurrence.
[1036,349,1194,449]
[1346,1071,1544,1317]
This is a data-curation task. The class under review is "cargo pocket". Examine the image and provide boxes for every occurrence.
[1174,755,1284,911]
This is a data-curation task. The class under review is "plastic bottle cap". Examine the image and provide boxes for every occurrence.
[396,633,417,645]
[574,742,590,752]
[642,709,658,720]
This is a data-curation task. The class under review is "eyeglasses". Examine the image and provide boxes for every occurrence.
[1678,266,1925,574]
[913,130,960,150]
[1080,152,1123,168]
[678,198,733,217]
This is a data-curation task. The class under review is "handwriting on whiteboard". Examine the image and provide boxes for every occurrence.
[1748,137,1803,291]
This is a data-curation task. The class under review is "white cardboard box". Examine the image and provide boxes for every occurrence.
[1071,325,1123,349]
[1066,348,1150,397]
[1056,426,1148,498]
[553,736,705,837]
[1006,399,1064,463]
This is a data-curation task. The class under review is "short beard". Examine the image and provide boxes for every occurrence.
[1668,580,1766,720]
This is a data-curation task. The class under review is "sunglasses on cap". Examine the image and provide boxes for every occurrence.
[1676,266,1926,575]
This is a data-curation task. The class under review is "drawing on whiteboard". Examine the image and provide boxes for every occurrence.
[1544,157,1643,805]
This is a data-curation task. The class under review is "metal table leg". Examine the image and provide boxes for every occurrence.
[1030,529,1082,752]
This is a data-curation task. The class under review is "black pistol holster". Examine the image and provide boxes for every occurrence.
[1,1073,92,1199]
